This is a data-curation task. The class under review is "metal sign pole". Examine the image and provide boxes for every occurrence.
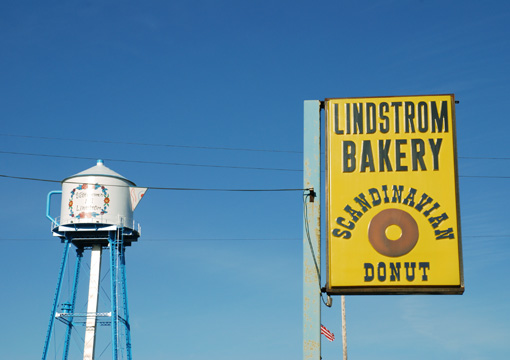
[303,100,321,360]
[341,295,347,360]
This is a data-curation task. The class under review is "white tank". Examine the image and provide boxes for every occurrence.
[60,160,139,228]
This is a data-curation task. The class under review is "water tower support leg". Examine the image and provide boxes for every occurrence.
[83,244,103,360]
[62,248,84,360]
[42,238,71,360]
[120,238,133,360]
[109,231,119,360]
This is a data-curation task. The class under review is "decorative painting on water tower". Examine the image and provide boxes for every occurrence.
[325,94,464,295]
[59,160,145,227]
[68,183,110,220]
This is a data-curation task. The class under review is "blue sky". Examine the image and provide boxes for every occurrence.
[0,1,509,359]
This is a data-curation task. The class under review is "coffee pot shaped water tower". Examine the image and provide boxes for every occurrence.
[47,159,146,238]
[42,160,147,360]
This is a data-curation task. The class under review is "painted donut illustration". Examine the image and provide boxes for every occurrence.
[368,208,419,257]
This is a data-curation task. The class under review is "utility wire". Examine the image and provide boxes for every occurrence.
[0,237,302,242]
[2,133,510,161]
[0,235,507,242]
[0,150,301,172]
[0,174,60,183]
[303,191,331,306]
[0,133,300,154]
[2,151,510,178]
[459,156,510,160]
[0,174,308,191]
[1,172,509,192]
[460,175,510,179]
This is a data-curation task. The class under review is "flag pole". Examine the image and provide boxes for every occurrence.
[341,295,347,360]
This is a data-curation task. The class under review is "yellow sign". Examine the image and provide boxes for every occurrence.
[325,95,463,294]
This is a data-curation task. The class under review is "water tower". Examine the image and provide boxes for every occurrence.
[42,160,146,360]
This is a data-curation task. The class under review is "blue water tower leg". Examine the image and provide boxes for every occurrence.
[62,247,84,360]
[120,237,133,360]
[42,238,71,360]
[109,231,119,360]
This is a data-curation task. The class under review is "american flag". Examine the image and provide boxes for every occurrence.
[321,324,335,342]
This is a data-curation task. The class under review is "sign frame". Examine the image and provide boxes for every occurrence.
[324,94,464,295]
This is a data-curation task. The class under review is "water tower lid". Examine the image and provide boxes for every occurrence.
[62,159,136,186]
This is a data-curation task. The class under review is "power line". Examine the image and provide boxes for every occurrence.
[0,237,302,242]
[459,156,510,161]
[0,174,60,183]
[2,133,510,161]
[0,133,301,154]
[0,235,507,242]
[460,175,510,179]
[2,172,509,193]
[466,235,510,238]
[4,150,510,178]
[0,174,308,192]
[0,150,301,172]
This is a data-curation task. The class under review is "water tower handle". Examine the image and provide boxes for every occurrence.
[46,191,62,226]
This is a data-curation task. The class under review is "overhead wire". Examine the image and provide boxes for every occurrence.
[2,149,510,178]
[2,132,510,161]
[2,138,510,178]
[459,175,510,179]
[1,171,508,193]
[0,133,301,154]
[2,134,510,179]
[0,174,309,191]
[303,190,332,306]
[0,150,301,172]
[0,237,303,242]
[0,233,507,242]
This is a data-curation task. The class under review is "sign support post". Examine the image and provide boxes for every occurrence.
[303,100,321,360]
